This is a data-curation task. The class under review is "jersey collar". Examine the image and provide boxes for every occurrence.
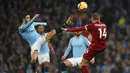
[92,20,101,24]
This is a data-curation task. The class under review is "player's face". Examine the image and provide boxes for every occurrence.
[25,15,31,23]
[75,32,81,36]
[37,26,44,34]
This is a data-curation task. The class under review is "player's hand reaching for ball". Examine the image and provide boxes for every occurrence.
[61,56,66,60]
[34,14,40,19]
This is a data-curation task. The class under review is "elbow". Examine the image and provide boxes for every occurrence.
[45,34,49,41]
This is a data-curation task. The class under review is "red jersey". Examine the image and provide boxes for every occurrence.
[67,21,107,50]
[81,31,90,37]
[81,31,92,41]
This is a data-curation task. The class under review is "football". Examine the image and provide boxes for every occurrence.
[77,1,88,11]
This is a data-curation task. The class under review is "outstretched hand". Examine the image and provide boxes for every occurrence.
[61,56,66,61]
[34,14,40,19]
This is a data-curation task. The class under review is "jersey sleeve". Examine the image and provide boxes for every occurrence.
[84,24,93,32]
[81,31,90,37]
[33,22,47,26]
[83,36,91,47]
[63,39,72,57]
[18,17,35,32]
[67,26,86,32]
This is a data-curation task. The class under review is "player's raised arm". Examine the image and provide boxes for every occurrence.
[18,14,39,32]
[26,14,39,26]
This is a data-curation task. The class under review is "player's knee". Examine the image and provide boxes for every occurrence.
[80,58,88,68]
[64,60,72,67]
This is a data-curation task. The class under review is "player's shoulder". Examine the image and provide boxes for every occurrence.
[19,24,23,27]
[100,22,107,28]
[70,36,75,40]
[84,24,93,29]
[80,35,85,38]
[18,24,24,30]
[101,22,106,25]
[80,35,88,40]
[70,36,76,41]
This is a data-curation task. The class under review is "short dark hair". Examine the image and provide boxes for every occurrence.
[92,13,100,20]
[35,25,44,30]
[22,12,31,18]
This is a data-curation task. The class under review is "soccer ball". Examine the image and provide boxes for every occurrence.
[77,1,88,11]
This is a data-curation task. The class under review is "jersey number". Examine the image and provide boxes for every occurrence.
[98,28,107,39]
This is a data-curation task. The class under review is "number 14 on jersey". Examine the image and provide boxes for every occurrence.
[98,28,107,39]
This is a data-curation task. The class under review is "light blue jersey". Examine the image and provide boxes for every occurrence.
[18,18,47,47]
[63,35,90,58]
[39,33,50,54]
[39,42,50,54]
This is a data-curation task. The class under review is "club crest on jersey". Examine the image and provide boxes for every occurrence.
[26,30,35,33]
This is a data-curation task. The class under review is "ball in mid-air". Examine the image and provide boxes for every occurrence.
[78,1,88,11]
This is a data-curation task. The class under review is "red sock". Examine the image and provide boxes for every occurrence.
[82,66,90,73]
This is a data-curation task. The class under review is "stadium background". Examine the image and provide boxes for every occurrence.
[0,0,130,73]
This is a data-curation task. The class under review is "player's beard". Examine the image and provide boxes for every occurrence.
[76,31,81,36]
[76,34,80,37]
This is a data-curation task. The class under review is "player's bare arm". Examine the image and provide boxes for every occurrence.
[19,14,40,32]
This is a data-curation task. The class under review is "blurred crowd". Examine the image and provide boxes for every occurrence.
[0,0,130,73]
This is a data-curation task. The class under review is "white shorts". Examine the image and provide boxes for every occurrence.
[31,34,47,55]
[67,57,82,67]
[38,53,50,65]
